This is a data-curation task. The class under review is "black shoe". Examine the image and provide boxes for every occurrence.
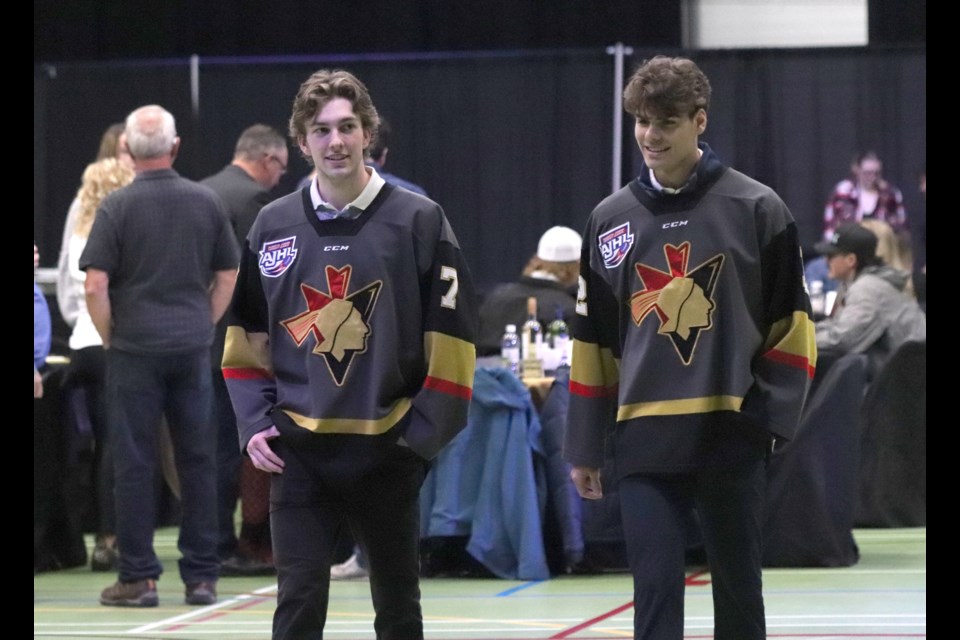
[91,539,119,572]
[219,554,276,577]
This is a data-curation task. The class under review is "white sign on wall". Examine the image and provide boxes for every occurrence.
[684,0,868,49]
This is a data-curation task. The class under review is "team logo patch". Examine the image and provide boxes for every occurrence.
[599,222,634,269]
[280,265,382,386]
[629,241,723,365]
[259,236,298,278]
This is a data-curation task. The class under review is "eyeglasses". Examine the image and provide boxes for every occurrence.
[267,154,288,173]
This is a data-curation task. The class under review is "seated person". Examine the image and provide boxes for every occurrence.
[814,223,926,381]
[476,225,581,358]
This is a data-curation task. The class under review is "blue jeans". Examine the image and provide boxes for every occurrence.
[106,348,219,585]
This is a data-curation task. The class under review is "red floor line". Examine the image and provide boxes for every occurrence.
[550,570,711,638]
[163,595,271,631]
[227,596,270,611]
[165,610,230,631]
[685,569,710,585]
[548,600,634,639]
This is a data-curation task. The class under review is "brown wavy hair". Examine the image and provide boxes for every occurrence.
[288,69,380,165]
[623,56,711,119]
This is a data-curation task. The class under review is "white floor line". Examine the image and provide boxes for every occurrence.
[129,583,278,634]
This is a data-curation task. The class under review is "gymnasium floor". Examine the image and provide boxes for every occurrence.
[34,527,925,639]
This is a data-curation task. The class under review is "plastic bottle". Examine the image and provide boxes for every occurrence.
[500,323,520,375]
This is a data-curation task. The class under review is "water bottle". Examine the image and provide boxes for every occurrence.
[500,323,520,375]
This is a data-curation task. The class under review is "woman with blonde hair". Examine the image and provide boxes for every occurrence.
[56,124,133,329]
[56,157,135,571]
[859,218,914,297]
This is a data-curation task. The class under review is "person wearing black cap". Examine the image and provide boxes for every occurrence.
[814,222,925,380]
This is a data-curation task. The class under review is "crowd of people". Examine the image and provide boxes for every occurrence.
[33,56,924,640]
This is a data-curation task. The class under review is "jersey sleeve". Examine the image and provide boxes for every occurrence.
[562,223,620,469]
[749,210,817,442]
[222,238,277,451]
[405,213,479,460]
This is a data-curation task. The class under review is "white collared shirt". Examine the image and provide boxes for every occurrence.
[310,166,386,221]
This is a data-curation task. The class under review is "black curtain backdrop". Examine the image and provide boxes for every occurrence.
[33,0,684,63]
[34,45,925,294]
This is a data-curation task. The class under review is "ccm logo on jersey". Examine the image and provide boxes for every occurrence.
[324,245,349,251]
[662,220,688,229]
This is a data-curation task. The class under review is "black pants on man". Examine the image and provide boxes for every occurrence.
[619,457,767,640]
[269,439,428,640]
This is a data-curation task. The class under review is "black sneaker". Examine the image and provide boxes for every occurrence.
[220,554,277,577]
[100,579,158,607]
[185,581,217,605]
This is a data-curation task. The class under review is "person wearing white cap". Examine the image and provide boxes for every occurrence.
[476,225,582,357]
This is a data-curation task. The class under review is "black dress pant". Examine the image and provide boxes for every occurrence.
[619,457,767,640]
[270,440,428,640]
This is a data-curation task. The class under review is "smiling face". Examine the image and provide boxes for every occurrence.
[634,108,706,189]
[298,97,371,198]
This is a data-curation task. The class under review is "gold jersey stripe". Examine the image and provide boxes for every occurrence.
[425,331,476,388]
[618,394,743,421]
[764,311,818,368]
[570,339,619,387]
[282,398,413,435]
[222,326,272,372]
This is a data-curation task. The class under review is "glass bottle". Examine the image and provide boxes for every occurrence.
[520,296,543,366]
[546,307,570,369]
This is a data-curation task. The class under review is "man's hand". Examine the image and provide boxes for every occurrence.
[34,368,43,399]
[247,425,284,473]
[570,465,603,500]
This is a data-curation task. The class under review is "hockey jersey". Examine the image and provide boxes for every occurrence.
[223,181,478,466]
[563,144,816,476]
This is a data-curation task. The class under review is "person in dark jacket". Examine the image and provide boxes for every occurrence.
[476,225,581,357]
[201,124,288,577]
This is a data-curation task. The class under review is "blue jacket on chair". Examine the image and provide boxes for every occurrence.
[420,366,550,580]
